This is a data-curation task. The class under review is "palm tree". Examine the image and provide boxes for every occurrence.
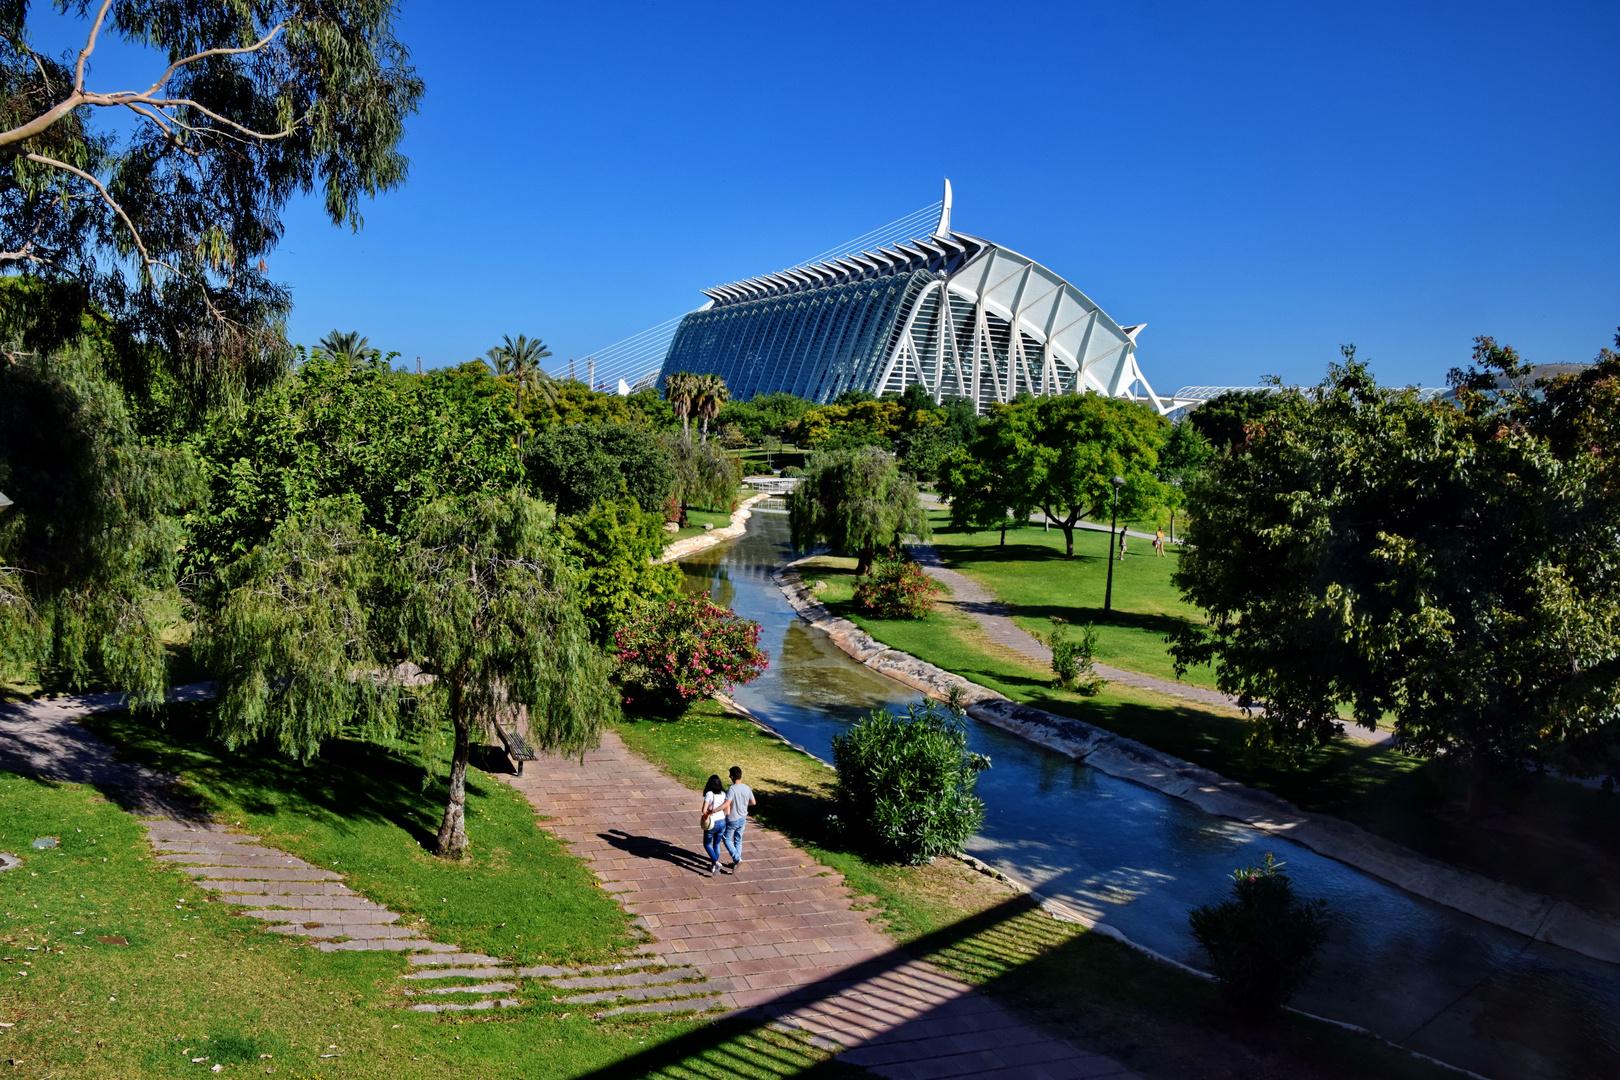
[694,373,729,443]
[664,370,699,441]
[316,330,380,366]
[485,334,557,423]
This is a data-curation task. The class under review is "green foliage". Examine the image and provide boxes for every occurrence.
[944,393,1167,556]
[853,555,941,619]
[1188,853,1329,1020]
[530,422,675,516]
[663,434,742,518]
[187,354,523,577]
[0,1,424,405]
[556,498,682,641]
[0,344,199,700]
[1041,617,1105,695]
[831,700,990,864]
[716,391,815,442]
[1173,340,1620,793]
[611,594,768,714]
[789,446,931,575]
[1185,390,1278,452]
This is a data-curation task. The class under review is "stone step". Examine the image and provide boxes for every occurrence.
[316,938,444,952]
[407,952,503,967]
[558,981,711,1006]
[229,893,374,910]
[595,996,723,1018]
[404,982,517,996]
[409,998,520,1013]
[243,908,400,926]
[543,966,699,990]
[159,853,313,867]
[196,880,356,897]
[403,966,516,980]
[267,921,419,939]
[180,866,340,881]
[517,958,661,978]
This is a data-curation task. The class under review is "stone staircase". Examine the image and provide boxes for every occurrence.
[402,952,725,1016]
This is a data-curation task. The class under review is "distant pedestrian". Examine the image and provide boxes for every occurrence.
[699,774,730,876]
[719,765,756,873]
[1154,527,1166,556]
[1118,530,1128,560]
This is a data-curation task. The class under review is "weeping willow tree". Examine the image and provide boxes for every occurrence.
[0,345,199,701]
[199,489,617,858]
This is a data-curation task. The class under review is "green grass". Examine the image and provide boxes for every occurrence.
[0,701,864,1078]
[923,512,1220,688]
[802,555,1620,920]
[666,507,736,545]
[615,701,1459,1080]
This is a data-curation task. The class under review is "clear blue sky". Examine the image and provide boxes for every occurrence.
[37,1,1620,392]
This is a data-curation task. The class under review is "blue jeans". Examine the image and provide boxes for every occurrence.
[703,823,726,864]
[720,818,746,863]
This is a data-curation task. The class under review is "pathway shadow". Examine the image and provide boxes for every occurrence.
[598,829,711,874]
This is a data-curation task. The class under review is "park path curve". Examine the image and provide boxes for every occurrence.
[509,730,1141,1080]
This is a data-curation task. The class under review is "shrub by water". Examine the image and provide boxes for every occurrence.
[1188,852,1329,1020]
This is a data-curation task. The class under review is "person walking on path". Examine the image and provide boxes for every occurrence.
[698,774,731,876]
[719,765,755,873]
[1118,529,1128,560]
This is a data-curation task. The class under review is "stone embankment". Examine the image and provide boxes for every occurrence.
[656,493,769,564]
[771,558,1620,968]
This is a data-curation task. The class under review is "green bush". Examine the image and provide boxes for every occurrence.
[1188,852,1330,1020]
[1041,617,1105,694]
[853,554,940,619]
[831,700,990,864]
[780,465,804,478]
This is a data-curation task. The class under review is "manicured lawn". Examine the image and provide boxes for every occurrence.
[923,512,1220,688]
[0,701,858,1079]
[665,507,735,545]
[616,701,1457,1080]
[799,553,1620,919]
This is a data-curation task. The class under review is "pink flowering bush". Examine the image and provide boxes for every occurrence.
[612,594,768,713]
[853,554,940,619]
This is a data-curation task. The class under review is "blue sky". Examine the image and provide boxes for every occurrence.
[35,1,1620,393]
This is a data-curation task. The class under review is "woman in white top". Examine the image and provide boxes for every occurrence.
[699,774,731,877]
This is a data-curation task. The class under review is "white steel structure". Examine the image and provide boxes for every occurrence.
[657,182,1168,414]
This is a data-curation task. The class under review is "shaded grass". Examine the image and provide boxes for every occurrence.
[0,702,867,1079]
[667,507,736,545]
[615,702,1459,1080]
[803,556,1620,919]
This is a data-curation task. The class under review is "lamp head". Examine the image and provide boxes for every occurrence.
[1111,475,1125,487]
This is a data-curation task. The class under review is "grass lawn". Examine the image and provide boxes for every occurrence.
[665,507,736,546]
[614,700,1457,1080]
[922,512,1220,688]
[0,700,858,1079]
[800,555,1620,920]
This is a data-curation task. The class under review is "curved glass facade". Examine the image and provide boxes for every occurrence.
[662,271,930,404]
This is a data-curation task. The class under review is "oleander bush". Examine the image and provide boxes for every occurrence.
[853,554,941,619]
[612,594,768,713]
[1189,852,1330,1020]
[831,700,990,864]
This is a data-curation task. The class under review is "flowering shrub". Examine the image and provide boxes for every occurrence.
[1188,852,1330,1019]
[612,594,768,712]
[853,555,940,619]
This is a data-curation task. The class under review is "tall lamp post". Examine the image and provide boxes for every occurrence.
[1103,475,1125,614]
[1169,477,1182,543]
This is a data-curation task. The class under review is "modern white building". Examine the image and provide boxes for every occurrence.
[656,182,1170,414]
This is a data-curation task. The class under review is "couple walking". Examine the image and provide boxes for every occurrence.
[698,766,755,877]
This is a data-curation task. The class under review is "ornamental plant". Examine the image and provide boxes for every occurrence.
[831,700,991,865]
[1041,617,1105,695]
[853,554,941,619]
[612,594,768,713]
[1188,852,1330,1020]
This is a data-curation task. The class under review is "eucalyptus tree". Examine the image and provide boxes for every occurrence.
[201,490,617,859]
[0,1,424,404]
[789,446,930,576]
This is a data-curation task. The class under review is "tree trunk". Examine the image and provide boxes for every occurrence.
[682,414,690,441]
[856,547,875,577]
[434,682,472,859]
[1062,525,1074,557]
[999,522,1006,546]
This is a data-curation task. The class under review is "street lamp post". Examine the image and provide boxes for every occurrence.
[1103,475,1125,614]
[1170,477,1182,543]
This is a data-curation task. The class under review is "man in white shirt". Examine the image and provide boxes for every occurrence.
[719,765,756,873]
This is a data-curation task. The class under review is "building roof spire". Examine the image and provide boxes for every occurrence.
[932,178,953,238]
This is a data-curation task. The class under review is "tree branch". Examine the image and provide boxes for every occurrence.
[74,0,116,92]
[23,151,154,277]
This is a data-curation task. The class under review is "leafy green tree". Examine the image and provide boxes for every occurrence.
[1186,389,1278,453]
[0,344,198,698]
[1159,421,1212,540]
[938,435,1027,547]
[556,499,682,642]
[716,391,813,442]
[1172,341,1620,810]
[950,394,1167,557]
[529,423,675,517]
[789,446,930,575]
[0,1,424,404]
[662,435,740,526]
[202,491,616,859]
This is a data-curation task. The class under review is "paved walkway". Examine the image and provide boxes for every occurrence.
[510,731,1141,1079]
[907,545,1393,746]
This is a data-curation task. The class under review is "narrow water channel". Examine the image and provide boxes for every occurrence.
[682,512,1620,1080]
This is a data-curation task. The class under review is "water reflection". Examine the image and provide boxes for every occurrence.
[681,514,1620,1079]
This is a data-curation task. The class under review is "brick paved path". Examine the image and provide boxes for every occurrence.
[510,731,1141,1079]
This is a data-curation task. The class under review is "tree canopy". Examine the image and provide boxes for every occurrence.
[0,1,424,403]
[530,423,674,517]
[1173,339,1620,805]
[789,445,930,575]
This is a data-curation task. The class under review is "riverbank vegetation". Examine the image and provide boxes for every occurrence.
[615,700,1458,1080]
